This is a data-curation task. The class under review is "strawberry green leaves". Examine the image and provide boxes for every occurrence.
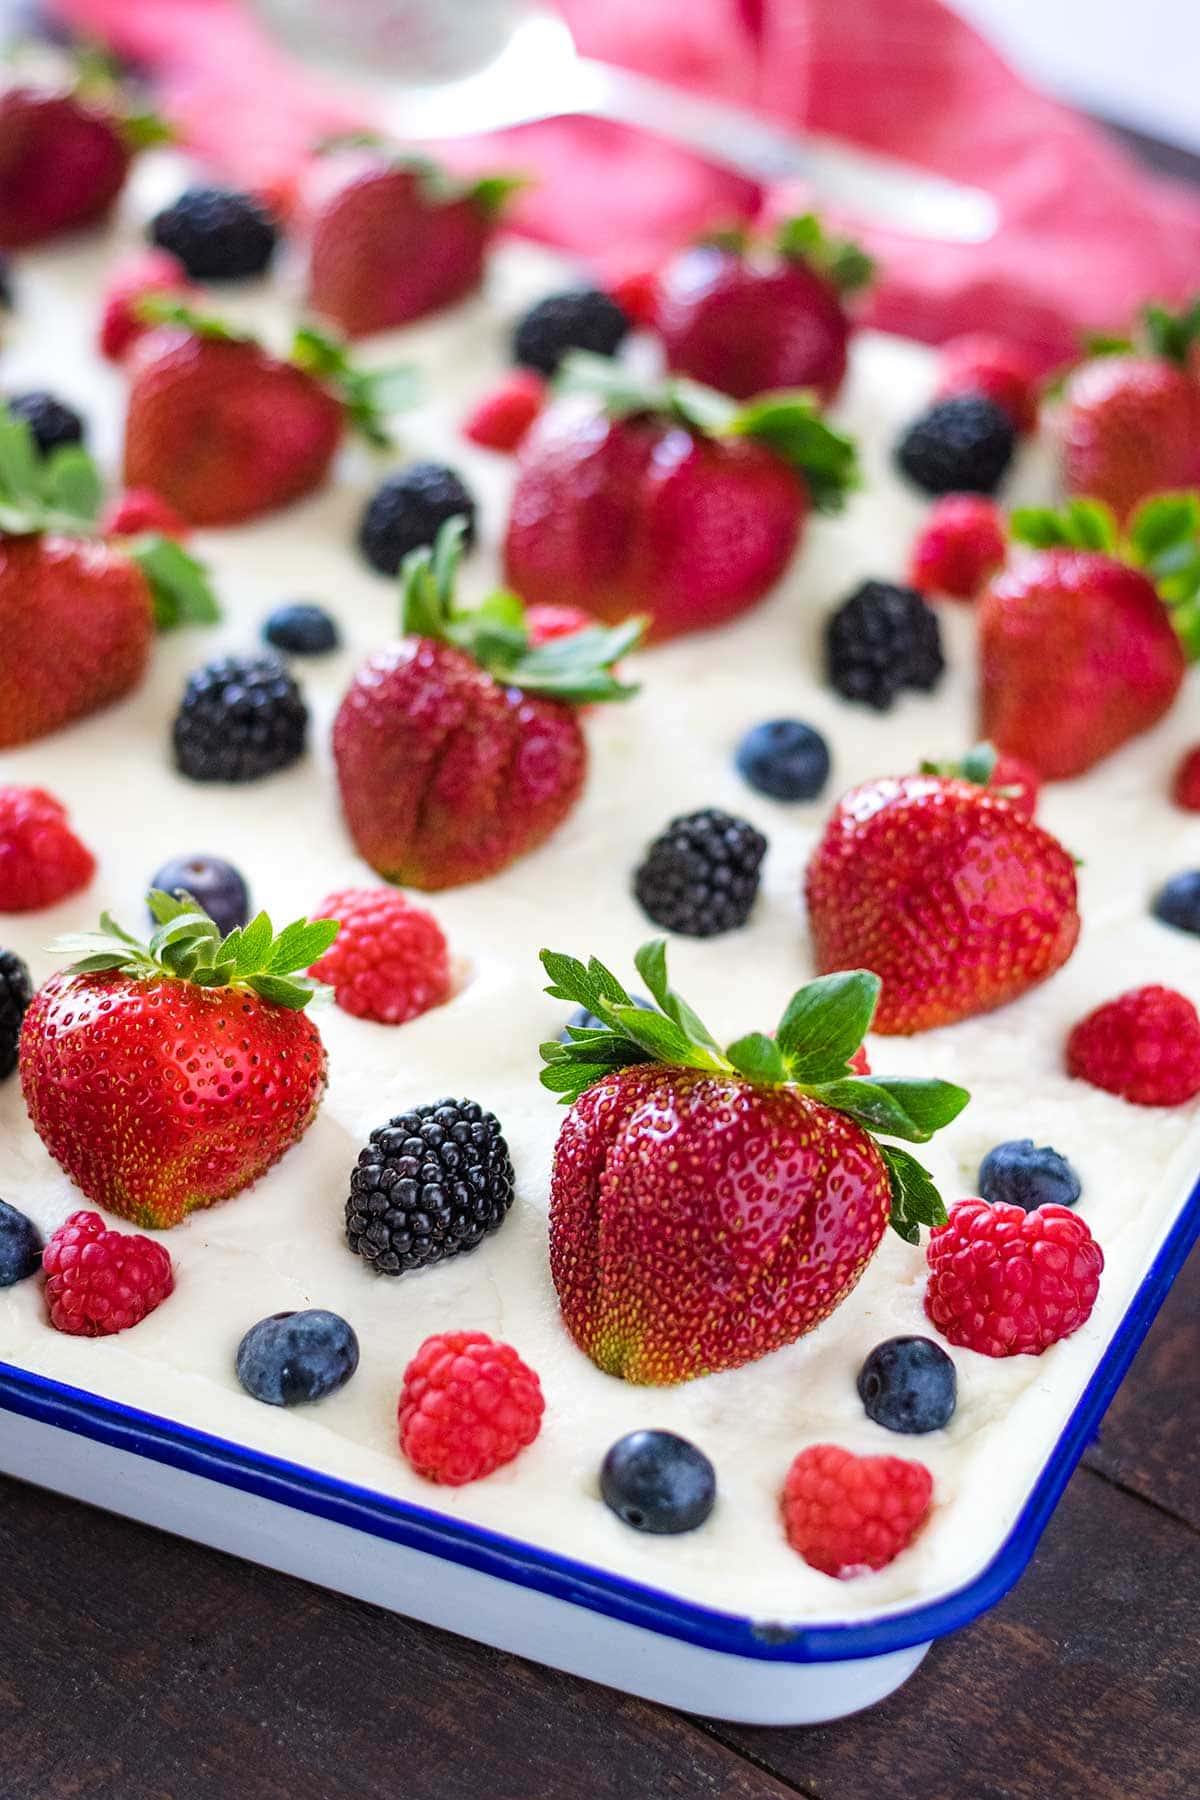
[290,324,417,449]
[0,408,102,535]
[400,518,644,704]
[774,212,875,295]
[125,533,219,629]
[539,942,968,1238]
[54,891,339,1010]
[1010,498,1119,554]
[555,352,859,514]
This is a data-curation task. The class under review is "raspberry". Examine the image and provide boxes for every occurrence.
[907,494,1006,600]
[1066,984,1200,1107]
[0,786,95,913]
[462,370,545,452]
[925,1199,1104,1357]
[43,1210,174,1337]
[848,1045,870,1075]
[310,887,451,1025]
[1172,744,1200,811]
[102,486,192,540]
[780,1444,932,1577]
[97,249,194,361]
[934,333,1041,435]
[525,601,595,646]
[609,266,660,329]
[398,1330,544,1485]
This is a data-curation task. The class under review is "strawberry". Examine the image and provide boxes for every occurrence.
[934,334,1040,435]
[919,741,1040,817]
[305,146,519,337]
[979,497,1195,780]
[503,353,857,643]
[97,248,195,363]
[541,942,967,1384]
[122,302,413,526]
[804,772,1079,1034]
[334,519,642,890]
[1058,302,1200,520]
[654,214,873,404]
[1173,744,1200,811]
[19,890,339,1228]
[0,403,218,750]
[0,69,167,250]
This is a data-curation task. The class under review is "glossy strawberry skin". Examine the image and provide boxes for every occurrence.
[655,244,850,403]
[307,162,494,338]
[0,534,154,748]
[504,399,805,643]
[19,971,328,1228]
[549,1063,891,1385]
[0,87,130,249]
[1059,355,1200,521]
[333,637,587,891]
[123,326,344,526]
[805,775,1080,1035]
[979,550,1185,780]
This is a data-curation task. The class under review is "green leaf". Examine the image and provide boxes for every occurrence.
[1141,298,1200,365]
[728,395,859,513]
[0,409,41,505]
[605,1004,707,1069]
[233,912,273,976]
[807,1076,930,1141]
[127,533,220,630]
[135,295,249,342]
[466,173,527,218]
[62,952,130,974]
[774,212,874,294]
[726,1032,787,1084]
[291,323,416,448]
[882,1145,948,1243]
[121,108,175,152]
[41,448,102,528]
[1010,500,1119,553]
[246,974,320,1009]
[266,916,340,975]
[775,971,880,1083]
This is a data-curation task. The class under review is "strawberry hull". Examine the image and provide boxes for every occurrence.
[19,973,328,1229]
[549,1065,892,1386]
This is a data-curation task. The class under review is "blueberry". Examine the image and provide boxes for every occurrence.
[8,390,85,458]
[561,993,654,1043]
[263,602,341,656]
[978,1139,1081,1212]
[235,1309,359,1407]
[0,1199,43,1288]
[1152,870,1200,937]
[735,719,830,801]
[857,1336,957,1434]
[150,854,250,937]
[600,1430,716,1534]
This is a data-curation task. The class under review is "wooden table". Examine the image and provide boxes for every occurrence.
[5,117,1200,1800]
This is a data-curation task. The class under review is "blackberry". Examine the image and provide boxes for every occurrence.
[512,287,630,376]
[857,1336,957,1434]
[600,1431,717,1534]
[0,949,32,1080]
[263,601,340,656]
[8,390,85,458]
[149,185,278,280]
[1152,870,1200,937]
[346,1098,515,1276]
[735,718,830,801]
[978,1139,1081,1212]
[894,393,1016,496]
[149,854,250,936]
[634,808,767,937]
[0,1199,42,1289]
[236,1309,359,1407]
[358,463,477,577]
[826,579,944,710]
[173,654,308,783]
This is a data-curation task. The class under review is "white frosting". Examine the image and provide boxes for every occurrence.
[1,158,1198,1626]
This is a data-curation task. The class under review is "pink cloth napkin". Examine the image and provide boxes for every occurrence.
[50,0,1200,367]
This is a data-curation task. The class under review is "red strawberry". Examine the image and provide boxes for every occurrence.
[805,773,1079,1034]
[935,334,1040,435]
[978,498,1193,780]
[0,786,94,912]
[0,406,218,748]
[655,214,872,404]
[97,249,195,362]
[504,356,857,643]
[43,1210,174,1337]
[305,150,517,338]
[1066,985,1200,1107]
[919,742,1040,817]
[123,304,411,526]
[19,891,338,1228]
[462,370,545,453]
[0,76,165,249]
[1173,744,1200,811]
[334,519,641,891]
[542,944,967,1384]
[781,1444,933,1576]
[1058,303,1200,519]
[907,493,1006,599]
